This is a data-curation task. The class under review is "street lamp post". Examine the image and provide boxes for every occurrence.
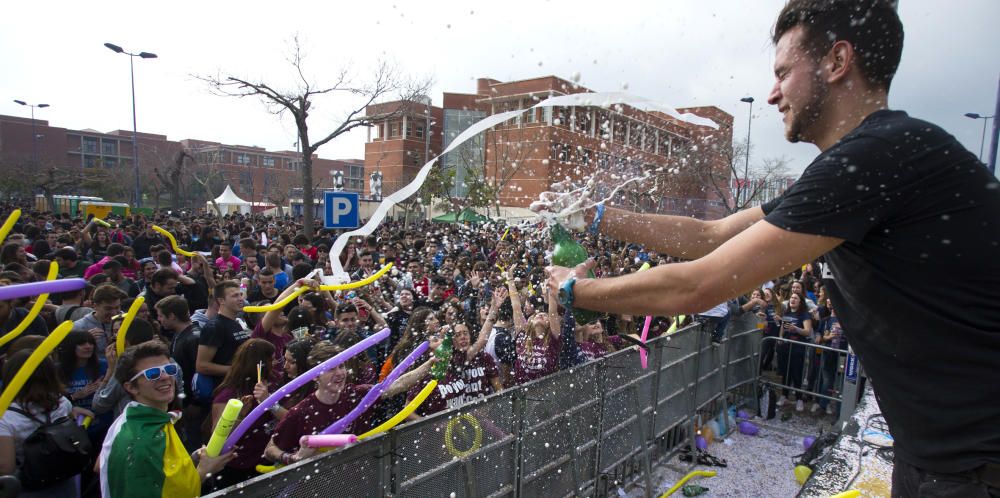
[739,97,754,206]
[104,42,157,208]
[964,112,994,163]
[12,100,49,165]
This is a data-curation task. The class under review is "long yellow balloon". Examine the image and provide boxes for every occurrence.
[0,209,20,244]
[116,296,145,354]
[243,263,394,313]
[358,379,437,440]
[666,315,687,335]
[0,321,73,418]
[152,225,196,257]
[318,263,393,292]
[659,470,716,497]
[0,262,59,349]
[244,286,309,313]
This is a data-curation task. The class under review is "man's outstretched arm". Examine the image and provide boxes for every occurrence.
[549,220,842,317]
[593,205,766,260]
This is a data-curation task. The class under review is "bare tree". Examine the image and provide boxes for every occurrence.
[197,36,432,237]
[482,125,532,216]
[179,150,225,217]
[687,137,790,215]
[26,163,109,212]
[154,150,188,211]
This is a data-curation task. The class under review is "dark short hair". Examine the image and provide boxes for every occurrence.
[155,295,190,321]
[54,247,78,262]
[213,280,240,301]
[258,267,275,278]
[336,303,358,317]
[107,243,125,257]
[291,262,313,280]
[92,283,127,305]
[151,268,179,287]
[116,340,170,385]
[773,0,903,90]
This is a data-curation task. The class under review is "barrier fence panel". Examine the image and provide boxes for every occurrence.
[206,314,762,498]
[756,336,854,423]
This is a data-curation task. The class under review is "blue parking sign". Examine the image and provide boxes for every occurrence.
[324,191,360,229]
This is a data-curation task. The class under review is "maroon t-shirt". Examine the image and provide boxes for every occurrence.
[271,385,374,452]
[252,321,292,383]
[213,387,274,470]
[578,341,611,362]
[408,351,499,416]
[512,333,561,386]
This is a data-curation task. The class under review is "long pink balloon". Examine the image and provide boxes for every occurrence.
[0,279,86,301]
[221,328,390,454]
[636,262,653,369]
[320,341,430,435]
[300,434,357,448]
[640,315,653,369]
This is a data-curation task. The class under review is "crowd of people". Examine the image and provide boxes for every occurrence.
[0,204,838,496]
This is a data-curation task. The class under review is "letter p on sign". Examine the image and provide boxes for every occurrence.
[324,191,360,229]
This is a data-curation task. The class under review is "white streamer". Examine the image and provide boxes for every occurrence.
[328,91,718,280]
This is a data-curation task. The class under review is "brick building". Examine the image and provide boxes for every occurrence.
[364,76,734,219]
[0,114,362,210]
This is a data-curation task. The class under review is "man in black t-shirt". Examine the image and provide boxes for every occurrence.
[537,2,1000,495]
[196,281,250,386]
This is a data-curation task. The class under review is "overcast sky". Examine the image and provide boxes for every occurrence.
[2,0,997,177]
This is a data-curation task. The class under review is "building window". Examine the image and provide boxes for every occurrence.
[575,109,591,135]
[416,125,424,138]
[101,140,117,156]
[389,123,399,138]
[523,106,536,124]
[236,153,250,165]
[83,155,99,168]
[103,157,118,169]
[263,156,275,168]
[551,143,571,163]
[629,123,644,149]
[83,137,98,154]
[350,165,363,178]
[613,118,627,143]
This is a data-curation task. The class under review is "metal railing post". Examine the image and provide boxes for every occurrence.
[590,361,608,498]
[512,388,527,498]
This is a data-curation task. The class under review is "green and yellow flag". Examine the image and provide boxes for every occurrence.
[99,402,200,498]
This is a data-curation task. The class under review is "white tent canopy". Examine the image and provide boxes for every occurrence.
[208,185,251,215]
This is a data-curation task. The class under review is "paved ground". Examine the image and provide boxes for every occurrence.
[625,385,891,498]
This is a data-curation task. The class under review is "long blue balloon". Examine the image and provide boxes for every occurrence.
[221,328,390,454]
[321,341,430,435]
[0,279,86,301]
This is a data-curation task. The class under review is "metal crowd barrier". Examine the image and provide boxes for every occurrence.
[756,336,861,428]
[205,313,763,498]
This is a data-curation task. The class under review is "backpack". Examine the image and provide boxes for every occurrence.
[9,407,94,490]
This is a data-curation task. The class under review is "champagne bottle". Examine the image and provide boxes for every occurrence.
[549,222,601,324]
[430,329,453,380]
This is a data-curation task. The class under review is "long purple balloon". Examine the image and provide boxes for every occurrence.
[321,341,430,435]
[0,279,85,301]
[221,328,390,454]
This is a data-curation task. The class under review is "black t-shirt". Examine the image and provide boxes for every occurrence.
[762,110,1000,473]
[198,315,250,381]
[169,323,201,402]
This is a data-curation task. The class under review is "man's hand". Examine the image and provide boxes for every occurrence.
[544,259,597,298]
